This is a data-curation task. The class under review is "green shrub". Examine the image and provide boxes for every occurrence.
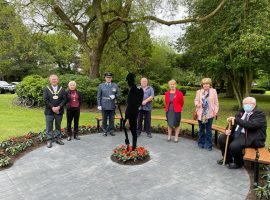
[16,75,47,105]
[0,155,10,167]
[148,80,161,96]
[153,97,165,108]
[16,74,101,107]
[58,74,100,107]
[117,80,129,104]
[251,88,266,94]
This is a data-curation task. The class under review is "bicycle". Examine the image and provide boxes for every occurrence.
[12,96,35,108]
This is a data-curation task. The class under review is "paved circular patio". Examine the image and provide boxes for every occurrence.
[0,133,250,200]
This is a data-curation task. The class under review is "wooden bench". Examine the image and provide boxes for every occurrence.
[244,147,270,187]
[149,116,226,145]
[96,116,123,132]
[95,115,226,144]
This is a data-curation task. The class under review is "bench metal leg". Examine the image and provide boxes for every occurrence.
[254,162,259,188]
[120,119,123,131]
[97,119,100,132]
[191,125,194,138]
[215,131,218,146]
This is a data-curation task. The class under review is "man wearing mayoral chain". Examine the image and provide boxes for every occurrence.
[43,74,66,148]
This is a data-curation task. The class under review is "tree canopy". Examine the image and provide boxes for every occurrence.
[176,0,270,107]
[15,0,227,78]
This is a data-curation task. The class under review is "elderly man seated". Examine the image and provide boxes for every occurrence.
[217,97,267,169]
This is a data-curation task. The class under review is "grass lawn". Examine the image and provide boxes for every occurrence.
[0,92,269,146]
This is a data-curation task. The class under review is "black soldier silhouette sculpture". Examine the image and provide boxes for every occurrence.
[125,73,144,150]
[112,73,150,165]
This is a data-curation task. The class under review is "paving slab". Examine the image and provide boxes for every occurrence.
[0,133,250,200]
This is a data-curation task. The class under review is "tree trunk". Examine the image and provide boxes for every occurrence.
[243,67,253,97]
[225,79,234,98]
[89,50,102,79]
[228,70,243,108]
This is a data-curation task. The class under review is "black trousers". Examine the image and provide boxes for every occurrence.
[137,110,151,134]
[128,115,138,150]
[218,133,246,166]
[66,107,80,137]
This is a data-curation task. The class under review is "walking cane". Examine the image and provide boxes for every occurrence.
[223,122,232,165]
[116,99,130,149]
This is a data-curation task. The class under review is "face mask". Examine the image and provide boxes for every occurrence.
[243,104,254,113]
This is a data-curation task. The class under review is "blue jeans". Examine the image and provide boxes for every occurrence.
[198,118,213,149]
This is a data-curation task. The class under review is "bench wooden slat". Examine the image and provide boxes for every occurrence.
[243,148,257,161]
[96,116,226,132]
[96,116,122,120]
[257,148,270,165]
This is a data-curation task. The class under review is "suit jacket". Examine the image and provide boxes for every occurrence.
[97,82,120,110]
[43,85,66,115]
[194,88,219,120]
[165,90,184,112]
[65,89,83,110]
[231,108,267,147]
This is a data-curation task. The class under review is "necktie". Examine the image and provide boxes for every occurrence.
[234,113,249,137]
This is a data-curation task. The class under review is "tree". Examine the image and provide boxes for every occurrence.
[37,32,80,73]
[16,0,228,78]
[176,0,270,107]
[0,0,39,80]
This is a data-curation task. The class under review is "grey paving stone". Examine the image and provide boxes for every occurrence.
[0,133,250,200]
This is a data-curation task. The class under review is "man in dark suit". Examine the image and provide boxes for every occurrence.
[125,73,144,150]
[218,97,267,169]
[43,74,66,148]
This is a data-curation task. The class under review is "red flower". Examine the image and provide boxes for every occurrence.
[10,136,17,143]
[60,128,65,132]
[87,124,91,128]
[127,145,132,152]
[25,133,31,139]
[122,150,127,154]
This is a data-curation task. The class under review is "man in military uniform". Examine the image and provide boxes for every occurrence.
[43,74,66,148]
[97,72,120,136]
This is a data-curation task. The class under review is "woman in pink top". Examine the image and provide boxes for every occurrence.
[194,78,219,151]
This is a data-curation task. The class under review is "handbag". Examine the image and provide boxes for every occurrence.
[192,110,198,120]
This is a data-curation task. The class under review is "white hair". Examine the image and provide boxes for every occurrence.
[243,97,256,104]
[68,81,76,87]
[49,74,58,80]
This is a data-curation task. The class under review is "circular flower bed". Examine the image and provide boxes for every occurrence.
[111,144,150,165]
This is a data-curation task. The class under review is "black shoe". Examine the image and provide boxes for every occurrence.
[110,132,115,136]
[103,132,107,137]
[47,140,52,148]
[74,136,80,140]
[147,134,152,138]
[67,137,71,141]
[56,139,64,145]
[227,163,242,169]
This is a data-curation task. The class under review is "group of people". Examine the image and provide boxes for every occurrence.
[43,74,83,148]
[43,73,267,170]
